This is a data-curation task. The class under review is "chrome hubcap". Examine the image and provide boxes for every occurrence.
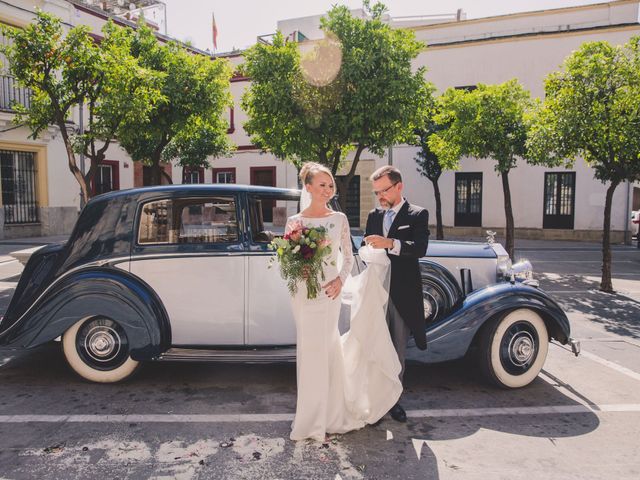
[508,332,535,366]
[85,326,121,362]
[422,291,439,321]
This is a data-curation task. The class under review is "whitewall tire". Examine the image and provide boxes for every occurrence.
[62,317,140,383]
[478,308,549,389]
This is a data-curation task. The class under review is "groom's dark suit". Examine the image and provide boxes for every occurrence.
[364,200,429,370]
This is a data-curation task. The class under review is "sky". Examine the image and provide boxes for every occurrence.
[163,0,611,53]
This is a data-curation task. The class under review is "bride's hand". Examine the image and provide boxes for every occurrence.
[323,277,343,299]
[301,265,311,279]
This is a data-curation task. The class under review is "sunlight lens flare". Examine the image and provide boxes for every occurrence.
[298,34,343,87]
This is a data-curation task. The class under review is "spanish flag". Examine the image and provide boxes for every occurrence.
[212,12,218,51]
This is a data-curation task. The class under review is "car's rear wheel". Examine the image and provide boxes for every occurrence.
[62,317,140,383]
[478,308,548,389]
[422,276,456,323]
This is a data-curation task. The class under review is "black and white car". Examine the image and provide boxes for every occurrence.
[0,185,579,387]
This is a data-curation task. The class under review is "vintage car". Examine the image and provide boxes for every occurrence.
[0,185,579,387]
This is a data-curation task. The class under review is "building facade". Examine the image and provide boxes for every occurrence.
[0,0,638,241]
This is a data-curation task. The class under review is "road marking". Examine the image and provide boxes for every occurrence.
[1,404,640,424]
[533,260,634,263]
[547,290,640,294]
[540,274,640,278]
[579,349,640,382]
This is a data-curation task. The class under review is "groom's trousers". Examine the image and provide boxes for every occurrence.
[387,300,412,383]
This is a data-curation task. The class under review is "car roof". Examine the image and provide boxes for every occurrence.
[89,184,301,204]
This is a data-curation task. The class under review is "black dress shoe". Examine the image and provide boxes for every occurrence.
[389,403,407,423]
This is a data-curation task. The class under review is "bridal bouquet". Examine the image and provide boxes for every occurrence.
[269,220,333,299]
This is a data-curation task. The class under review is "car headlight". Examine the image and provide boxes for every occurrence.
[497,256,512,281]
[511,259,534,281]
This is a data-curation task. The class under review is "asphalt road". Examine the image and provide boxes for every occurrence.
[0,242,639,479]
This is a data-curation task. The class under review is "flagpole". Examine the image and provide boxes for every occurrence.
[212,12,218,54]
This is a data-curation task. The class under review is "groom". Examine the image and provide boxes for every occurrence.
[363,165,429,423]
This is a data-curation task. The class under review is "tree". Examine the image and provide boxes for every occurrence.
[429,80,536,258]
[241,2,432,208]
[118,23,233,185]
[413,109,452,240]
[0,11,162,201]
[527,38,640,292]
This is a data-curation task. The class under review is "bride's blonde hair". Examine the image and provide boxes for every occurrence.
[299,162,335,192]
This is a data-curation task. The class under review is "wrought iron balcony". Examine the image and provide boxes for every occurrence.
[0,74,32,112]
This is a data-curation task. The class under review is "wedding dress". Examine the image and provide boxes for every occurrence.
[286,211,402,442]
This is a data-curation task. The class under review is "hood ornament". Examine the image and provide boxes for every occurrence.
[486,230,496,244]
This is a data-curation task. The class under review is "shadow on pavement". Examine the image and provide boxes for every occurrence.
[0,344,600,480]
[538,273,640,339]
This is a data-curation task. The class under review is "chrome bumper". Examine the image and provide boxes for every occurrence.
[569,337,580,357]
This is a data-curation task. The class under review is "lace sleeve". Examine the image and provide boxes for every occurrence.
[338,213,354,283]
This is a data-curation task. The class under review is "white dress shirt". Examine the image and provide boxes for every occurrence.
[384,198,405,256]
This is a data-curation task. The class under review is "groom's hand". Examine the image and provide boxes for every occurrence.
[365,235,394,249]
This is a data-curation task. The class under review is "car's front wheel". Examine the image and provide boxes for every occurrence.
[62,317,140,383]
[478,308,549,389]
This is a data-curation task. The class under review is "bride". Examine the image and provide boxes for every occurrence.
[286,162,402,442]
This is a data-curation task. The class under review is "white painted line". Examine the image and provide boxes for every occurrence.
[580,350,640,382]
[406,404,640,417]
[541,273,640,277]
[547,289,640,294]
[534,260,632,263]
[2,404,640,424]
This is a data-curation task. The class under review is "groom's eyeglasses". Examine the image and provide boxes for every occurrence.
[373,182,398,196]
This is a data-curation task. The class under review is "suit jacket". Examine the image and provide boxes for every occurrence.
[364,200,429,350]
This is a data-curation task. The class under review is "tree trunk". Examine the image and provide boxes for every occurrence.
[58,121,92,202]
[431,178,444,240]
[600,181,619,293]
[501,171,515,259]
[149,135,171,185]
[149,152,173,185]
[161,168,173,185]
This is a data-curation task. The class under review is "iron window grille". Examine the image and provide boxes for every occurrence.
[0,149,39,224]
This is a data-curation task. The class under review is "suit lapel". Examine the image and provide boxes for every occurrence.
[387,200,409,237]
[373,208,385,235]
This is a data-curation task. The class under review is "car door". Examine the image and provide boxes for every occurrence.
[245,192,300,345]
[130,194,245,346]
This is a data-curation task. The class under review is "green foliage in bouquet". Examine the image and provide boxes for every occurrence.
[269,222,334,299]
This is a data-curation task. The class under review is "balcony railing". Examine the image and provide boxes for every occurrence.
[0,74,31,112]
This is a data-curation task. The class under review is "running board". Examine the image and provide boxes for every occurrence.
[156,347,296,363]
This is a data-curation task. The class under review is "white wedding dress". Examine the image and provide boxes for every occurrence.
[286,211,402,442]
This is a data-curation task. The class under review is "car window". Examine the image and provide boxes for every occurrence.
[138,196,239,245]
[248,194,299,243]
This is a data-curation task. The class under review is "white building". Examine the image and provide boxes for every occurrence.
[0,0,196,238]
[253,0,640,241]
[406,0,640,242]
[0,0,638,242]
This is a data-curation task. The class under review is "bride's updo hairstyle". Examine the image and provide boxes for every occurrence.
[299,162,335,193]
